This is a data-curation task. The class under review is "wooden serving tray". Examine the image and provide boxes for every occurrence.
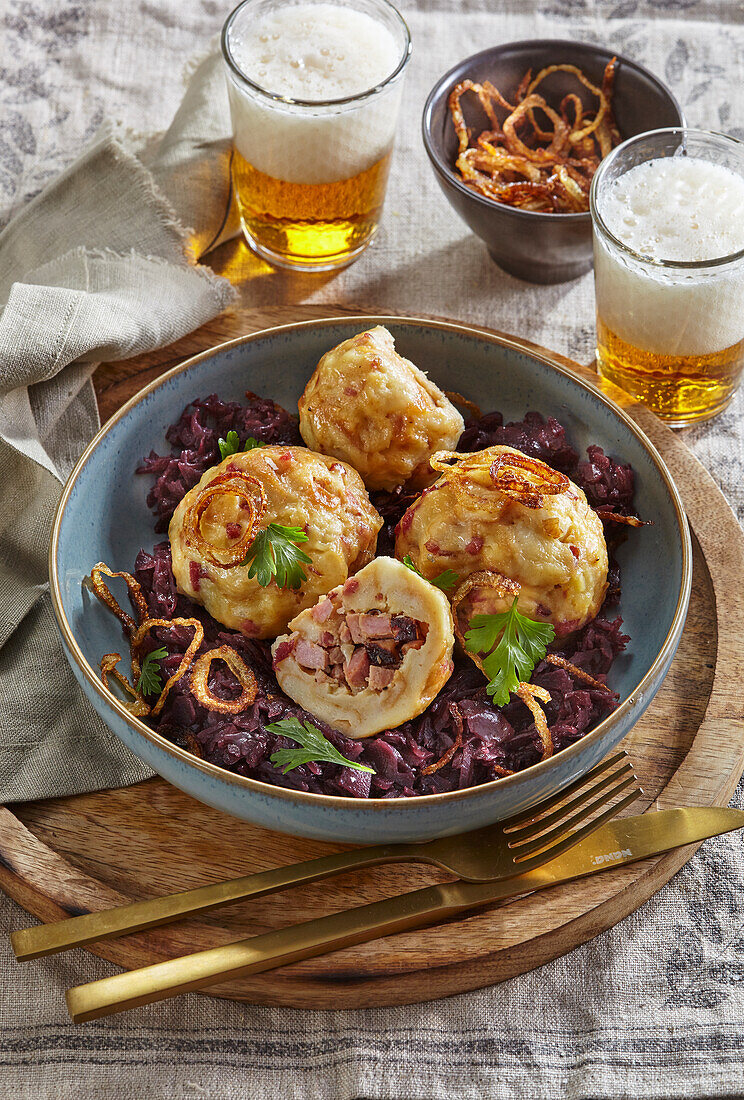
[2,305,743,1010]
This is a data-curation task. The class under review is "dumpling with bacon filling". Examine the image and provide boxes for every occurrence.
[298,326,465,491]
[271,557,455,739]
[169,446,382,639]
[395,445,608,637]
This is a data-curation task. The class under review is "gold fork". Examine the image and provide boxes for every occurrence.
[12,750,639,962]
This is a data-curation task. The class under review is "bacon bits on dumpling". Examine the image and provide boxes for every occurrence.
[395,445,608,636]
[169,446,382,639]
[298,326,465,492]
[271,557,455,739]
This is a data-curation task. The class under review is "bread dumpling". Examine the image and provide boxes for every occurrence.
[298,326,464,491]
[395,445,608,636]
[271,557,455,739]
[169,446,382,639]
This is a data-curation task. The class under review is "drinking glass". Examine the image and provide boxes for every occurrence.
[221,0,411,272]
[590,128,744,426]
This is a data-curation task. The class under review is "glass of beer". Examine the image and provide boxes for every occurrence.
[590,128,744,425]
[221,0,411,272]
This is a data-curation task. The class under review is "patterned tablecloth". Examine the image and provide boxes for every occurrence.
[2,1,744,1097]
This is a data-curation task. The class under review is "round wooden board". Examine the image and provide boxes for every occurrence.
[2,305,744,1011]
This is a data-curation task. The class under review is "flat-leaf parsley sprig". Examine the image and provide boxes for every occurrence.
[402,554,459,592]
[464,598,555,706]
[218,430,266,460]
[135,646,168,696]
[266,717,375,774]
[242,524,312,589]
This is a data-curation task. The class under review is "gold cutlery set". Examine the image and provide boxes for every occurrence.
[10,750,744,1022]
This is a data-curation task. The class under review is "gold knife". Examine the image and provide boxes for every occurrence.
[65,805,743,1022]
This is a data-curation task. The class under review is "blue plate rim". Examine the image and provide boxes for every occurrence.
[49,314,693,811]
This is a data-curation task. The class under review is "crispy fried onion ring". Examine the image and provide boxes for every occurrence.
[182,471,268,569]
[444,390,482,420]
[429,449,491,474]
[527,65,608,143]
[489,451,570,508]
[91,561,260,719]
[503,94,569,164]
[515,682,553,760]
[131,617,205,717]
[99,653,151,717]
[89,563,148,635]
[595,509,648,528]
[429,449,569,508]
[452,569,522,660]
[190,645,258,714]
[422,705,464,775]
[448,59,620,212]
[449,79,514,153]
[544,653,613,693]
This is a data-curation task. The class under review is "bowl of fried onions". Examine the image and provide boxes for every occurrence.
[422,40,683,284]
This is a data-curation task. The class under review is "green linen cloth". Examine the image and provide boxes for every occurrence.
[0,55,236,801]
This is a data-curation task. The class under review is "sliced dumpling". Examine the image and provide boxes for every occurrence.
[271,557,455,739]
[298,326,465,491]
[169,446,382,638]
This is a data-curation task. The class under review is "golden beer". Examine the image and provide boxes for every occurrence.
[232,150,393,268]
[596,318,744,424]
[222,0,410,271]
[591,129,744,426]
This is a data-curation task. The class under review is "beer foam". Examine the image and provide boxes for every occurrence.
[595,156,744,356]
[601,157,744,262]
[225,3,405,184]
[229,3,400,101]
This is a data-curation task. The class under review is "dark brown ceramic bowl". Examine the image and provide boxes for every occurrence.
[422,40,684,284]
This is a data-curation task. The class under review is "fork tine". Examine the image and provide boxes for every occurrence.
[513,787,643,866]
[508,763,635,843]
[509,772,639,857]
[502,750,628,831]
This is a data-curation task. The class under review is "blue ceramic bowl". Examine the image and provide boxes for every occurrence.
[50,317,691,843]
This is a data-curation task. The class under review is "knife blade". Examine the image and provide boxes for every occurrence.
[65,805,744,1022]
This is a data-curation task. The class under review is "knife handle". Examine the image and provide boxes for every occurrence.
[12,843,418,962]
[65,880,480,1023]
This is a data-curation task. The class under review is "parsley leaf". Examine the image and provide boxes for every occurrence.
[267,717,375,774]
[218,430,241,459]
[217,430,266,460]
[243,524,312,589]
[401,554,460,592]
[464,597,555,707]
[135,646,168,697]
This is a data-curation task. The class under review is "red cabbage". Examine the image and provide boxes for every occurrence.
[132,397,633,798]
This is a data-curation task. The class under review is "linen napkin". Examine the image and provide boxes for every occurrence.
[0,54,237,802]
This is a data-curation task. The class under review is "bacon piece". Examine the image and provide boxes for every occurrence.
[358,613,394,639]
[189,560,203,591]
[311,597,334,623]
[346,613,364,644]
[272,638,295,667]
[368,666,395,691]
[295,639,330,671]
[344,647,370,688]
